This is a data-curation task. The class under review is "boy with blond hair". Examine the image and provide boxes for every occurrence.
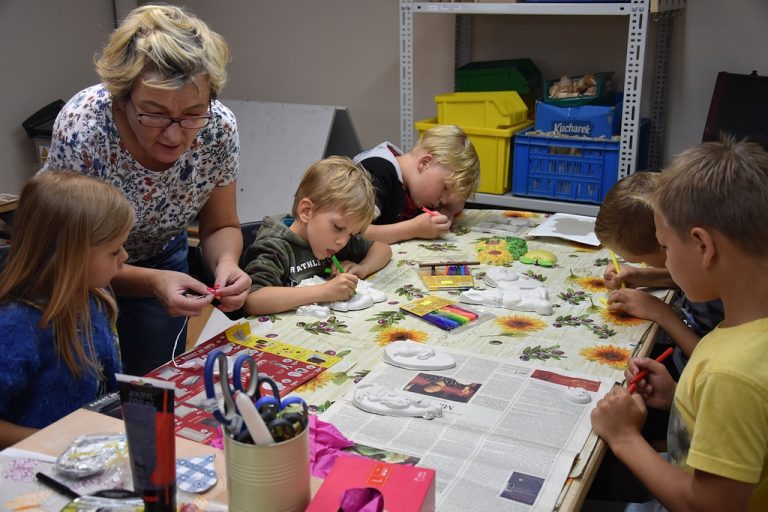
[591,138,768,511]
[243,157,391,315]
[355,125,479,244]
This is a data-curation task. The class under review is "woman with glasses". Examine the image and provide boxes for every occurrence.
[41,5,251,375]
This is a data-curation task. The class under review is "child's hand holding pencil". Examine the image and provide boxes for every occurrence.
[603,250,627,290]
[624,348,677,410]
[416,207,450,239]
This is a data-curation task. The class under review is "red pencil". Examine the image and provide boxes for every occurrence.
[627,347,674,394]
[421,206,438,217]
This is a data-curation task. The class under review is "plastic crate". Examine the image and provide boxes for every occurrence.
[416,117,533,195]
[457,58,542,95]
[543,72,615,107]
[435,91,528,129]
[512,128,621,203]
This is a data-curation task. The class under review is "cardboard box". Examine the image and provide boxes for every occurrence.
[306,456,436,512]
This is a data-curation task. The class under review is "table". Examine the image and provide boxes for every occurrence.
[2,409,323,510]
[246,209,658,407]
[238,208,661,510]
[3,209,663,511]
[1,409,226,510]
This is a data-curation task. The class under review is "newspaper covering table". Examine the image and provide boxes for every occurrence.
[321,347,614,512]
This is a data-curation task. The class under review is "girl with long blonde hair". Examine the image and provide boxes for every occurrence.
[0,171,133,447]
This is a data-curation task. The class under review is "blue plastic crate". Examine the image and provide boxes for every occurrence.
[512,128,620,204]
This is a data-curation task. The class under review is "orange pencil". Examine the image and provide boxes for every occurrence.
[627,347,674,394]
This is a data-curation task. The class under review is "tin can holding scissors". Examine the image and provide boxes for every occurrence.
[223,426,310,512]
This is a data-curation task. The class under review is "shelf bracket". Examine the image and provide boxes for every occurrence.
[400,0,414,150]
[648,9,678,170]
[618,0,650,179]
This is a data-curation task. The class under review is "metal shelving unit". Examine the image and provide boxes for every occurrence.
[400,0,685,216]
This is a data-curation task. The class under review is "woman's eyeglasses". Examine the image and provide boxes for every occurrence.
[129,98,211,129]
[136,113,211,129]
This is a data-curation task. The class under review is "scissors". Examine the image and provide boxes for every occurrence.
[264,397,309,442]
[203,348,260,435]
[255,390,306,423]
[255,383,309,441]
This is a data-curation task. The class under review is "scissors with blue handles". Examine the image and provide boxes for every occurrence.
[203,348,261,435]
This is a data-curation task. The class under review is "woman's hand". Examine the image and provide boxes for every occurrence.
[151,270,214,317]
[212,261,251,311]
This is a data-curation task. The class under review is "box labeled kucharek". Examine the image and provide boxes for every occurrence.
[534,94,622,138]
[306,456,436,512]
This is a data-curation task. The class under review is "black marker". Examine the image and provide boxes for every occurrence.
[35,472,80,501]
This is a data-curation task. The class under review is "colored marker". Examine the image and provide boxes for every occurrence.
[421,206,439,217]
[443,304,478,320]
[331,254,356,295]
[331,255,345,274]
[609,250,626,288]
[434,309,468,325]
[424,312,459,330]
[35,472,80,501]
[627,347,674,394]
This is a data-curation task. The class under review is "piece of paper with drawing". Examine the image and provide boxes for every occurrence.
[527,213,600,246]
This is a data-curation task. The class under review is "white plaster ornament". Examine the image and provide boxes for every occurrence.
[353,384,442,420]
[383,340,456,371]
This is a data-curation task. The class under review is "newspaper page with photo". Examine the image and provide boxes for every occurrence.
[320,347,614,511]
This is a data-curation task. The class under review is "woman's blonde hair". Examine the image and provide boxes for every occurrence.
[0,171,134,378]
[96,4,230,100]
[413,125,480,200]
[292,156,376,230]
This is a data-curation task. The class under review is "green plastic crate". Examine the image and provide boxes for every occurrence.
[457,58,542,114]
[457,58,542,95]
[543,72,615,107]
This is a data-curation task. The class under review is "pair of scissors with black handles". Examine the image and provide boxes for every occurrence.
[203,348,280,437]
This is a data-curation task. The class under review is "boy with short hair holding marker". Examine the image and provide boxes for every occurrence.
[354,125,480,244]
[591,138,768,511]
[242,157,391,316]
[595,172,724,365]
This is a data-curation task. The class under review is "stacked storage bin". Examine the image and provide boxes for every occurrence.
[415,90,533,195]
[456,58,542,115]
[512,74,649,204]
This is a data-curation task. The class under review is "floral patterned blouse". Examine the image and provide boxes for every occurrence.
[42,84,240,262]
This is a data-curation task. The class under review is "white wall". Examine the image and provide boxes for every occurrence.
[0,1,114,193]
[2,0,767,194]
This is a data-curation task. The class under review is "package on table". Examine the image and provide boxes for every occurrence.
[306,456,436,512]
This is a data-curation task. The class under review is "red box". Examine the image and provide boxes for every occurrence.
[306,456,436,512]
